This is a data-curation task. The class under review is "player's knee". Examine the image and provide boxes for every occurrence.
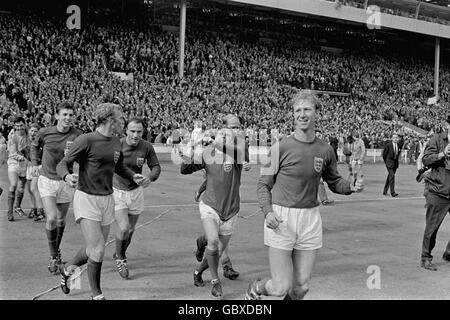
[88,245,105,261]
[118,222,130,233]
[206,236,219,251]
[46,217,57,229]
[30,184,38,193]
[56,219,65,228]
[9,184,17,192]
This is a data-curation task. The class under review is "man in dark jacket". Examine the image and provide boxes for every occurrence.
[420,115,450,271]
[328,133,339,162]
[382,132,401,197]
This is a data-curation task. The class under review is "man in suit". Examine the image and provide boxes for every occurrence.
[328,133,339,162]
[383,132,401,197]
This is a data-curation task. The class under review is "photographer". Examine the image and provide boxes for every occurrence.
[419,115,450,271]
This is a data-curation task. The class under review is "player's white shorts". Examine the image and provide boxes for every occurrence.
[72,190,115,226]
[7,159,27,177]
[351,159,364,166]
[26,164,41,180]
[199,201,238,236]
[113,187,144,215]
[38,175,75,203]
[264,204,322,251]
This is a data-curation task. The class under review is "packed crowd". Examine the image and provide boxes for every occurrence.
[0,11,449,151]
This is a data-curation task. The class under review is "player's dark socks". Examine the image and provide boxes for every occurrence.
[56,224,66,249]
[125,231,134,251]
[198,234,207,246]
[205,249,219,280]
[67,247,89,267]
[15,191,24,208]
[221,256,231,268]
[7,191,15,213]
[87,258,102,297]
[197,257,209,274]
[46,228,58,257]
[115,238,127,260]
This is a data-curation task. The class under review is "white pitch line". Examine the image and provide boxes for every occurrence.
[0,196,424,212]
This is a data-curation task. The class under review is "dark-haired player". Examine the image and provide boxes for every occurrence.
[181,120,249,299]
[56,103,146,300]
[112,117,161,279]
[31,101,83,274]
[193,116,249,282]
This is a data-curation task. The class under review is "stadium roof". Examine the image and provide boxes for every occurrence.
[424,0,450,7]
[210,0,450,21]
[370,0,450,20]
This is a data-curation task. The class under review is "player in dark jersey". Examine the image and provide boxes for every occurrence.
[193,116,250,282]
[112,117,161,279]
[56,103,146,300]
[181,122,249,299]
[31,101,83,274]
[246,90,364,300]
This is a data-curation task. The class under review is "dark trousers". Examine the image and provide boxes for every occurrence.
[421,192,450,261]
[383,167,397,195]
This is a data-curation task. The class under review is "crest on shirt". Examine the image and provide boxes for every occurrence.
[314,157,324,173]
[113,151,120,163]
[64,141,73,156]
[136,157,145,168]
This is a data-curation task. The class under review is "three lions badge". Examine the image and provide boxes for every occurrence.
[136,157,145,168]
[314,157,323,173]
[113,151,120,163]
[64,141,74,156]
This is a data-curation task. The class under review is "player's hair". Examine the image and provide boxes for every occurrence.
[56,101,75,114]
[14,116,25,124]
[289,90,322,111]
[94,103,123,125]
[127,117,145,128]
[29,123,40,130]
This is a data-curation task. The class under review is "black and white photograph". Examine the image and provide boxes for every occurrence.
[0,0,449,305]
